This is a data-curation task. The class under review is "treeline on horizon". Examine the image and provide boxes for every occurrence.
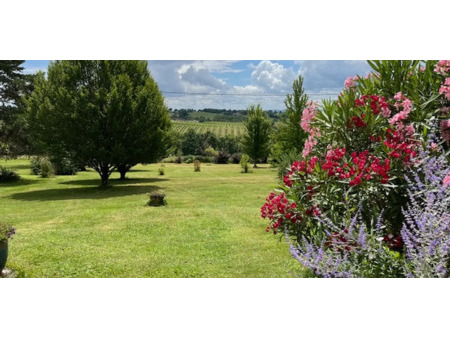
[169,108,282,122]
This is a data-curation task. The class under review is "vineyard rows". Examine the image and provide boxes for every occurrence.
[172,121,245,137]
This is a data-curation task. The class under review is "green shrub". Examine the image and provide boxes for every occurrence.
[194,155,214,163]
[30,157,41,175]
[214,150,230,164]
[50,156,78,175]
[158,165,165,176]
[204,146,218,157]
[0,166,20,183]
[240,154,250,173]
[193,159,201,172]
[161,156,178,163]
[39,158,54,178]
[230,153,242,164]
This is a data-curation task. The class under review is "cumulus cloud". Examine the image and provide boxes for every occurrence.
[250,60,296,92]
[148,60,372,109]
[179,66,227,91]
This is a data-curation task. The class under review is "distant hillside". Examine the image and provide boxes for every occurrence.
[172,121,246,137]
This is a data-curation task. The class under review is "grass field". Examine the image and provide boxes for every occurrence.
[0,159,305,277]
[172,121,246,137]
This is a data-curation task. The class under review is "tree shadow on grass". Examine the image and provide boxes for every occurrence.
[8,184,162,201]
[0,178,37,187]
[59,177,169,186]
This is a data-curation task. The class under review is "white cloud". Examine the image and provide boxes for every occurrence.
[250,60,296,92]
[179,66,227,91]
[147,60,373,110]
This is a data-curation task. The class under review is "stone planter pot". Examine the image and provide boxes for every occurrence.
[148,191,166,206]
[0,240,8,272]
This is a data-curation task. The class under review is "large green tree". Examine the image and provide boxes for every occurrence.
[27,60,171,186]
[271,75,309,159]
[242,104,272,167]
[0,60,35,157]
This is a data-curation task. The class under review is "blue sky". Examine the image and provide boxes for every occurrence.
[23,60,372,110]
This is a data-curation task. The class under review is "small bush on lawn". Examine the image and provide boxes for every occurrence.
[158,165,165,176]
[39,158,54,178]
[240,154,250,173]
[148,190,166,206]
[230,153,242,164]
[50,156,78,175]
[30,157,42,175]
[214,150,230,164]
[193,160,201,172]
[0,166,20,183]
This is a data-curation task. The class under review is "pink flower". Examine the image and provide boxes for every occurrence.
[344,76,356,89]
[302,135,317,157]
[445,77,450,85]
[420,66,426,72]
[405,124,415,137]
[301,102,317,133]
[439,85,450,100]
[444,174,450,187]
[381,106,391,117]
[441,120,450,145]
[394,92,403,101]
[434,60,450,75]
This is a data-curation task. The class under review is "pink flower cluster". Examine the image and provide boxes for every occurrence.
[301,102,320,157]
[434,60,450,75]
[389,92,412,125]
[344,76,358,89]
[441,120,450,146]
[301,101,317,133]
[444,174,450,187]
[439,77,450,100]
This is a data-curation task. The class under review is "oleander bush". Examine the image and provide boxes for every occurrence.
[287,145,449,278]
[262,60,450,278]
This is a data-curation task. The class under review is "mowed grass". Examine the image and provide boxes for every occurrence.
[0,159,304,277]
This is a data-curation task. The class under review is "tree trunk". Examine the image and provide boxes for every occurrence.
[253,161,257,168]
[119,169,127,180]
[117,164,132,180]
[99,165,111,187]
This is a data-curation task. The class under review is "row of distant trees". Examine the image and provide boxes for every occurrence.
[170,108,282,121]
[0,60,310,185]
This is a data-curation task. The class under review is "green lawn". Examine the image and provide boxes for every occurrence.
[0,159,304,277]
